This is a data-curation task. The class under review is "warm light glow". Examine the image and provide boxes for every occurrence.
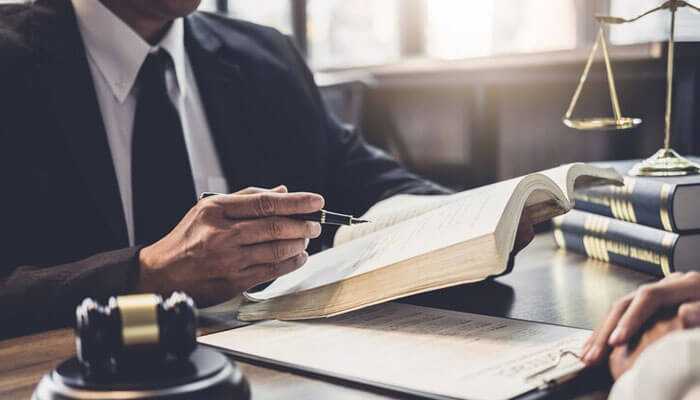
[611,0,700,44]
[426,0,495,59]
[426,0,578,60]
[307,0,401,69]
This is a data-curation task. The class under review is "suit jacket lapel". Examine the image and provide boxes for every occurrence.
[185,15,271,192]
[34,0,128,245]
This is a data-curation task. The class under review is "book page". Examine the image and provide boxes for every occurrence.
[246,180,516,301]
[199,303,588,400]
[335,164,590,247]
[539,163,622,204]
[334,193,458,247]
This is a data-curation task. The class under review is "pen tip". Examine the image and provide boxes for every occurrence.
[353,219,370,224]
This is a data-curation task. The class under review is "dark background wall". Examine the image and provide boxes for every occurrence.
[320,44,700,191]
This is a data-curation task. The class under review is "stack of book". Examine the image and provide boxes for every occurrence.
[553,158,700,277]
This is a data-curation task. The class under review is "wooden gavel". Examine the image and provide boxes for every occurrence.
[75,292,197,376]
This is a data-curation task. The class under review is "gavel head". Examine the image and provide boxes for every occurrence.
[75,292,197,375]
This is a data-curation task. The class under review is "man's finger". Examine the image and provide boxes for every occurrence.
[610,272,700,346]
[583,294,633,365]
[679,301,700,328]
[215,192,324,218]
[235,185,288,195]
[240,252,308,287]
[243,239,307,265]
[235,217,321,245]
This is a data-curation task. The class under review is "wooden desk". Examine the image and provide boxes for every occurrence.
[0,234,654,399]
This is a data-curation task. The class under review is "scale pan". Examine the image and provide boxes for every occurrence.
[563,117,642,131]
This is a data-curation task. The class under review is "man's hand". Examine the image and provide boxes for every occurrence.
[137,186,324,306]
[582,271,700,366]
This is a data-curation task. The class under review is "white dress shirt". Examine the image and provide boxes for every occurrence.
[609,329,700,400]
[71,0,228,245]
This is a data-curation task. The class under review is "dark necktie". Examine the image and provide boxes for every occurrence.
[132,50,196,246]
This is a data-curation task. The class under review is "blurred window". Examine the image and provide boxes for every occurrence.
[425,0,578,60]
[609,0,700,45]
[306,0,401,69]
[199,0,293,35]
[197,0,610,70]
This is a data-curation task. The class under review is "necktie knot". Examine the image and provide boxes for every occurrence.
[138,49,173,88]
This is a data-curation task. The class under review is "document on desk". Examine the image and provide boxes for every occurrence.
[199,303,590,400]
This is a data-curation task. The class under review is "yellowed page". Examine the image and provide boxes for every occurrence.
[246,164,618,303]
[246,179,517,302]
[334,163,592,247]
[199,303,588,400]
[334,193,456,246]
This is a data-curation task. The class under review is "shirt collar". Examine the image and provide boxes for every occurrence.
[71,0,188,103]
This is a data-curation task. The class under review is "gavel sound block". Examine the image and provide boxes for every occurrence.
[33,292,250,400]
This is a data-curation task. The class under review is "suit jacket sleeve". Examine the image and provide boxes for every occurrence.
[282,38,451,221]
[0,247,143,338]
[0,42,142,337]
[0,119,141,338]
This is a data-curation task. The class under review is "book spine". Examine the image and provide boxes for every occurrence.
[552,211,679,277]
[573,177,678,232]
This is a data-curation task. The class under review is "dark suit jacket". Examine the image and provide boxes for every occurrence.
[0,0,447,338]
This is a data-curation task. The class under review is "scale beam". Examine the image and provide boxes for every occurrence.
[563,1,700,176]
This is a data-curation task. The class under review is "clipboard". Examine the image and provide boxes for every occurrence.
[198,303,604,400]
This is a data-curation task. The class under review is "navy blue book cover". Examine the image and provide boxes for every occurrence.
[574,158,700,232]
[553,210,678,277]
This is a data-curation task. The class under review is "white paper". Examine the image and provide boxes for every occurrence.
[199,303,589,400]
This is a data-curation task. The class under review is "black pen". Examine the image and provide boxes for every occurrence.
[199,192,370,226]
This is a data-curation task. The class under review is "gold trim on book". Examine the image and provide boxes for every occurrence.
[585,214,610,234]
[584,236,610,262]
[553,229,566,248]
[552,216,564,228]
[599,237,611,262]
[660,256,672,276]
[625,178,638,224]
[660,183,673,231]
[626,200,637,223]
[582,236,594,258]
[619,198,631,222]
[610,197,622,220]
[579,235,670,275]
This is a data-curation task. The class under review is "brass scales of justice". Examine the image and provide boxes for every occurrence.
[563,0,700,177]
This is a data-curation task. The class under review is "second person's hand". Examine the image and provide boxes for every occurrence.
[582,271,700,366]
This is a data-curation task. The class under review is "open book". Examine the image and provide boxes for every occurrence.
[238,164,622,321]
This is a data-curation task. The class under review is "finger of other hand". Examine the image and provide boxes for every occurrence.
[217,192,324,218]
[235,217,321,245]
[583,294,633,365]
[610,272,700,346]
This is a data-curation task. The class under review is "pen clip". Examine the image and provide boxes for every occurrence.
[199,192,219,201]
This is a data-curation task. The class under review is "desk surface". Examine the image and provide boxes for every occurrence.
[0,234,654,400]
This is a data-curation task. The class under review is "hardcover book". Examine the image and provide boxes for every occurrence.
[553,209,700,277]
[237,164,620,321]
[574,158,700,232]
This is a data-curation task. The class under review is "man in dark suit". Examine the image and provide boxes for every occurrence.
[0,0,447,337]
